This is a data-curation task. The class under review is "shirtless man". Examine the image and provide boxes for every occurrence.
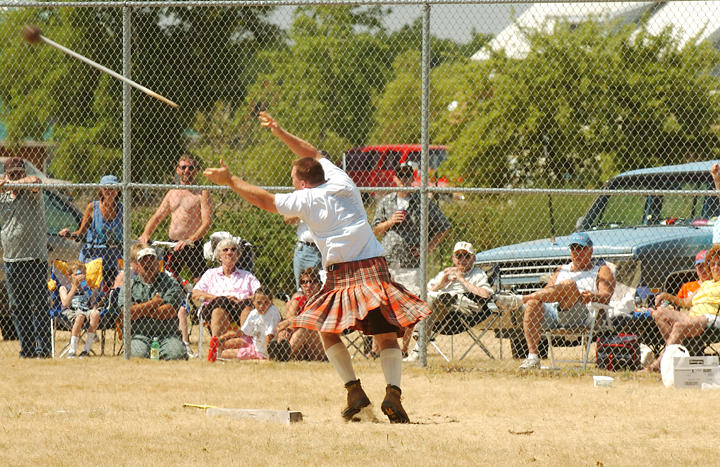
[139,154,213,356]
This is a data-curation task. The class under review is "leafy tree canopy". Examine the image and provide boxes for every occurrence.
[0,6,282,183]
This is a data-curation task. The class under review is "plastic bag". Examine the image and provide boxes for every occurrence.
[661,344,689,388]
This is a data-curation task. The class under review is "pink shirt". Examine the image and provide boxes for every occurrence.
[193,267,260,301]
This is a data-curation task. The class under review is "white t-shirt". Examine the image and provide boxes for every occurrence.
[296,220,315,244]
[241,305,282,359]
[275,158,384,266]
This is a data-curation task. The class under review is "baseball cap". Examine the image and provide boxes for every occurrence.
[100,174,119,185]
[568,232,593,248]
[136,247,157,261]
[4,157,24,172]
[453,241,475,255]
[695,249,707,265]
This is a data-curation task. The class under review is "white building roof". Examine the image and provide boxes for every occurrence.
[640,1,720,47]
[471,2,667,61]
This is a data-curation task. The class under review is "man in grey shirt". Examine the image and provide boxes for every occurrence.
[373,162,451,354]
[0,158,49,358]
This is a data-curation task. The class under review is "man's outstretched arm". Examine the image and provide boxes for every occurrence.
[204,160,277,214]
[259,111,322,161]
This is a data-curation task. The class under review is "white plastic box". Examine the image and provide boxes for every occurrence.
[673,356,720,388]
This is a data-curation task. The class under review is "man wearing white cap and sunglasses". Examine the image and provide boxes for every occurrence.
[494,232,615,369]
[404,241,494,362]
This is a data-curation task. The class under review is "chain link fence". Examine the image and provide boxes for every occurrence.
[1,1,719,373]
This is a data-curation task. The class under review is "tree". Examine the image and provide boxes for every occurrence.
[0,6,282,183]
[438,19,720,188]
[196,5,395,186]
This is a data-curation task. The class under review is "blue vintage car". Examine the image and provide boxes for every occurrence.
[474,160,718,356]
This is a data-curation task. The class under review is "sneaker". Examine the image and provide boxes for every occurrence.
[519,356,540,370]
[403,350,419,363]
[494,292,524,312]
[640,344,655,368]
[66,350,77,359]
[207,336,218,363]
[78,350,90,358]
[184,343,196,359]
[381,384,410,424]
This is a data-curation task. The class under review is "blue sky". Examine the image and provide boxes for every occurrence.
[271,3,532,44]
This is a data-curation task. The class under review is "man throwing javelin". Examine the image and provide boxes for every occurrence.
[204,112,431,423]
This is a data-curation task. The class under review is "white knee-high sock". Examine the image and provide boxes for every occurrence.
[325,343,357,384]
[380,348,402,387]
[69,336,79,353]
[83,333,96,352]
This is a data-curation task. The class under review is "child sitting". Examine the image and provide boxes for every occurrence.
[59,260,104,358]
[218,288,281,360]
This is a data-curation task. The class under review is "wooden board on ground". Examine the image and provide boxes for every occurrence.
[206,407,303,425]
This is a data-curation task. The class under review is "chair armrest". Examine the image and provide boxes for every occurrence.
[587,302,613,330]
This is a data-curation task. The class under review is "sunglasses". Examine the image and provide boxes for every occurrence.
[178,165,196,171]
[300,279,319,285]
[454,252,473,259]
[222,247,238,252]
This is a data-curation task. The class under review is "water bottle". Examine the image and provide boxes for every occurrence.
[150,337,160,361]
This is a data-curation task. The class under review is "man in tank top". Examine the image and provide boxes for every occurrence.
[496,232,615,370]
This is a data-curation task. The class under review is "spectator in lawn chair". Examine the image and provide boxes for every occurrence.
[192,238,261,362]
[59,260,104,358]
[218,288,282,361]
[272,267,326,361]
[654,250,709,310]
[59,174,122,287]
[494,232,616,370]
[116,243,187,360]
[0,157,50,358]
[403,241,494,363]
[646,244,720,372]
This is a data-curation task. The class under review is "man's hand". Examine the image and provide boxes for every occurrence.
[712,163,720,181]
[174,239,188,251]
[258,111,280,133]
[138,233,150,245]
[580,290,595,304]
[203,160,234,187]
[654,292,670,307]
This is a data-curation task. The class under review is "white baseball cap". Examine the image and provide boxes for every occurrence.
[453,241,475,255]
[136,247,157,261]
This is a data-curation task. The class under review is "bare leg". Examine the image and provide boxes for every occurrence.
[523,299,545,354]
[178,306,189,343]
[210,307,229,338]
[88,309,101,333]
[71,314,86,337]
[525,280,582,310]
[648,315,707,371]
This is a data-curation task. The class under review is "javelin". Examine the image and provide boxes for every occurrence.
[22,25,179,109]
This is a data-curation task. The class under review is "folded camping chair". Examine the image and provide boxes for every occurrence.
[429,292,500,361]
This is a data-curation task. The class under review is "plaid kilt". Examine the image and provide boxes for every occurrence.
[292,256,431,334]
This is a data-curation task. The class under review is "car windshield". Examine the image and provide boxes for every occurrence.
[585,172,720,229]
[344,149,379,172]
[405,148,447,170]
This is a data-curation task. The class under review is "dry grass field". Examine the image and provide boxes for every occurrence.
[1,345,720,467]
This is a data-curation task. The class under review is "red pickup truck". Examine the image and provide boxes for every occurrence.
[342,144,456,195]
